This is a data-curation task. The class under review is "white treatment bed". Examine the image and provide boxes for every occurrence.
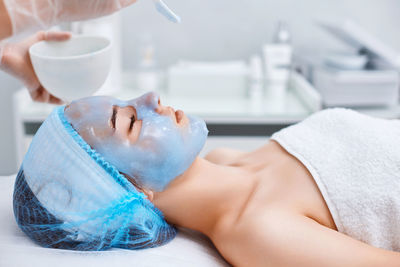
[0,175,230,267]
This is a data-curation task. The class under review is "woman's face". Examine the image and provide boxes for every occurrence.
[64,92,208,192]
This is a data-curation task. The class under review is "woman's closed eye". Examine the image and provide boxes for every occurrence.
[110,105,141,143]
[129,114,136,133]
[110,106,117,130]
[109,105,136,132]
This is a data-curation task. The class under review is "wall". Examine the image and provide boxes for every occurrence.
[120,0,400,68]
[0,72,24,175]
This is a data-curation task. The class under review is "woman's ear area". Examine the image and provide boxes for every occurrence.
[142,188,154,202]
[121,172,154,201]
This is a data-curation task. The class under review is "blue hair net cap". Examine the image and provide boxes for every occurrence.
[13,106,177,250]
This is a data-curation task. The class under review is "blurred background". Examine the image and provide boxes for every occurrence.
[2,0,400,175]
[120,0,400,68]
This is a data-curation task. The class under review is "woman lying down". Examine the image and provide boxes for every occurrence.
[14,92,400,266]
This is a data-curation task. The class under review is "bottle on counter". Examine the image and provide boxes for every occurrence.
[263,21,293,103]
[248,54,264,114]
[136,44,160,92]
[249,55,264,99]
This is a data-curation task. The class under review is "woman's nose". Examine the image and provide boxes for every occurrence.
[128,91,160,110]
[146,91,161,110]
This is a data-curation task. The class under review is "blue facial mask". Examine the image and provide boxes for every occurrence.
[65,92,208,192]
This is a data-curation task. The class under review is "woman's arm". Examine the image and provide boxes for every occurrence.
[0,0,12,40]
[219,211,400,267]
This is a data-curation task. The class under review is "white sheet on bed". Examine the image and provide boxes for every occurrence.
[0,175,229,267]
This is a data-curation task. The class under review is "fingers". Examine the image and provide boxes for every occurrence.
[36,31,72,42]
[29,86,64,105]
[29,87,49,103]
[22,31,72,49]
[0,43,4,66]
[0,43,10,66]
[118,0,138,8]
[48,95,64,105]
[28,87,46,103]
[43,31,72,42]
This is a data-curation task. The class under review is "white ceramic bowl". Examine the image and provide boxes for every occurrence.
[29,35,112,102]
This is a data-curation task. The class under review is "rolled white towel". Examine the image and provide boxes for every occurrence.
[271,108,400,251]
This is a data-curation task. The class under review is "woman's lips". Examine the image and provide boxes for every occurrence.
[175,110,184,123]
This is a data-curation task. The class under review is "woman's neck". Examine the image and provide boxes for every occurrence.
[153,157,257,237]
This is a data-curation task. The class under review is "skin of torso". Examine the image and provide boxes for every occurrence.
[205,140,337,266]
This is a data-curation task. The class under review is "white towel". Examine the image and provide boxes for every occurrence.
[271,108,400,251]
